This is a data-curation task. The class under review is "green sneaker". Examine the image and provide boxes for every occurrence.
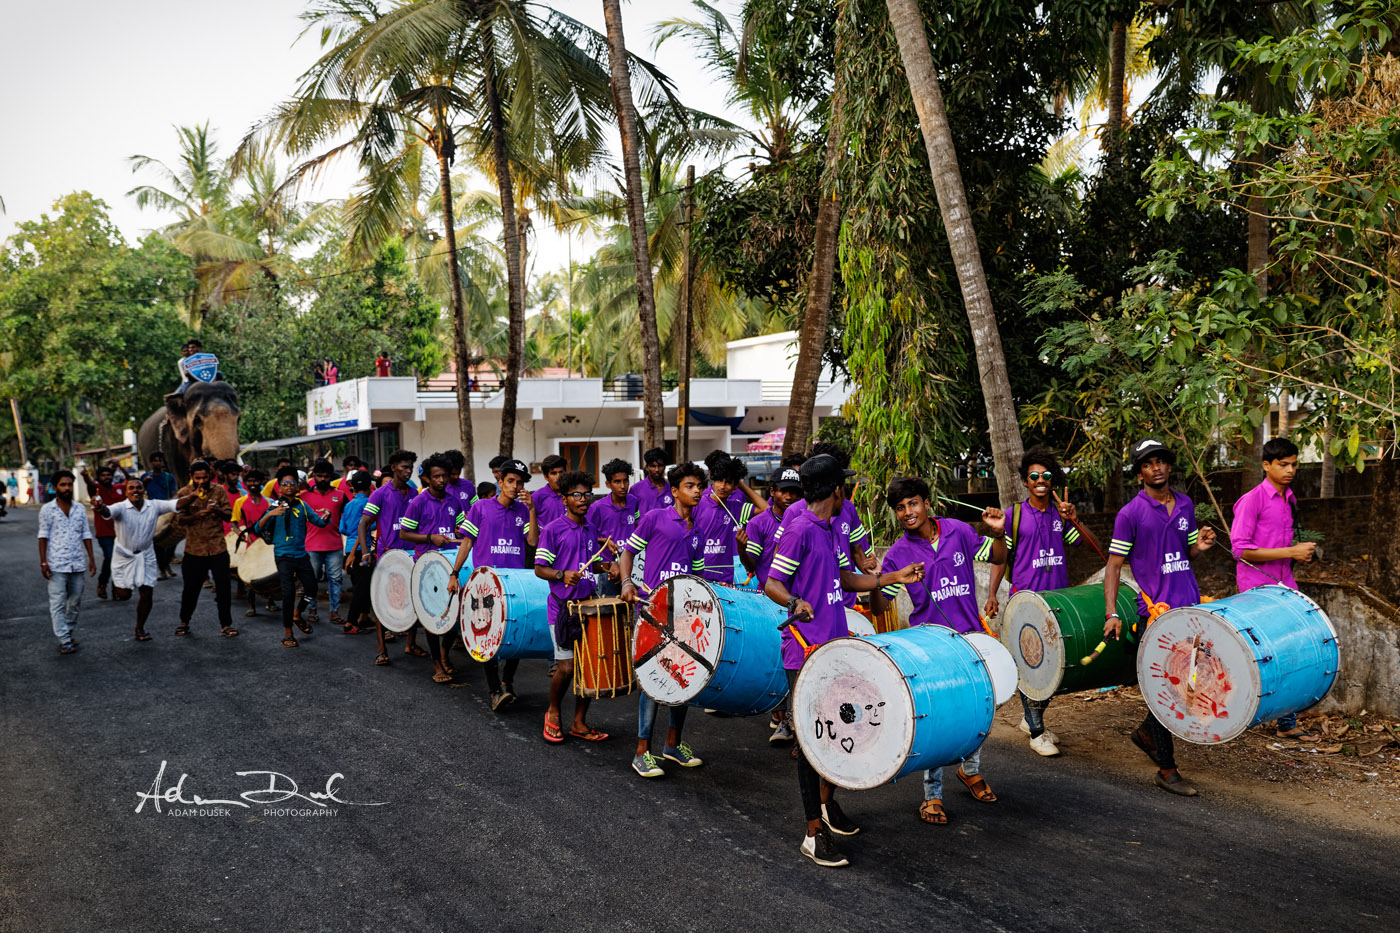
[663,742,703,768]
[632,752,664,778]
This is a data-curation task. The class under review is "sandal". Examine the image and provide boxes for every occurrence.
[432,671,452,684]
[221,626,239,638]
[542,720,565,744]
[1277,726,1320,742]
[245,608,258,617]
[404,644,429,658]
[569,727,610,742]
[375,652,390,666]
[383,631,397,643]
[295,619,312,635]
[174,624,190,637]
[342,623,363,635]
[330,614,346,626]
[957,769,998,803]
[919,799,948,824]
[134,631,152,642]
[282,637,299,648]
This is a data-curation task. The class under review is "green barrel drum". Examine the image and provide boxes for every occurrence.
[999,583,1142,700]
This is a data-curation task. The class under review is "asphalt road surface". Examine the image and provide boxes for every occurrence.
[2,505,1396,932]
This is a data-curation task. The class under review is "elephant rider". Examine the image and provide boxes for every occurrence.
[175,338,224,394]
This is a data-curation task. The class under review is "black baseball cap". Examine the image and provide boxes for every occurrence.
[501,459,530,480]
[1130,438,1174,470]
[773,467,804,490]
[798,454,855,488]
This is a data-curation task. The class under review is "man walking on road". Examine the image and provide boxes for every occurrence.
[37,470,95,654]
[141,453,180,579]
[94,478,195,641]
[175,460,238,637]
[81,464,126,599]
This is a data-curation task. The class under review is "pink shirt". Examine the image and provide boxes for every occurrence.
[1231,480,1297,591]
[301,485,348,552]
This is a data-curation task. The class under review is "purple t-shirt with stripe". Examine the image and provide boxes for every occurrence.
[463,497,532,569]
[623,505,695,593]
[364,483,416,556]
[769,507,852,670]
[399,490,468,559]
[779,498,869,606]
[633,476,674,516]
[691,492,744,582]
[1006,499,1081,592]
[879,518,992,633]
[534,486,566,529]
[535,516,598,626]
[587,492,640,550]
[743,505,785,587]
[1109,489,1201,615]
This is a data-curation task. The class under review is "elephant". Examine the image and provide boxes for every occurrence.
[138,380,242,483]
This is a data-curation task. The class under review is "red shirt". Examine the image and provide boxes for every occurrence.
[91,481,127,537]
[301,485,348,552]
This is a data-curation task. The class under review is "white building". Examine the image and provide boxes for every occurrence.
[247,331,850,491]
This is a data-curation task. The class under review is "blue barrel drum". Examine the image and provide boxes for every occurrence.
[459,566,554,662]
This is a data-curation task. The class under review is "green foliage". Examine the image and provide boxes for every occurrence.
[0,193,195,462]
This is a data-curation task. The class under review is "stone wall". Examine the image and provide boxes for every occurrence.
[1300,581,1400,718]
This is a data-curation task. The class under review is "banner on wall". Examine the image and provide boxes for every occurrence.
[308,379,370,433]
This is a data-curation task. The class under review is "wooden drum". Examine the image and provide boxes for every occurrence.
[572,597,635,699]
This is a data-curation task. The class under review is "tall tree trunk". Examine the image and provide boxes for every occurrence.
[601,0,665,450]
[1106,21,1126,148]
[1320,423,1337,498]
[437,146,477,479]
[1239,186,1271,494]
[884,0,1024,509]
[483,32,525,458]
[516,205,531,376]
[783,79,845,459]
[1367,445,1400,606]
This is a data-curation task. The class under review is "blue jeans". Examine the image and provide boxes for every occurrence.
[638,695,688,744]
[48,571,85,640]
[1276,712,1298,732]
[96,536,115,588]
[1019,691,1050,737]
[924,744,982,801]
[308,550,344,612]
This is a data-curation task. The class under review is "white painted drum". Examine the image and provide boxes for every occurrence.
[963,632,1018,706]
[411,549,459,635]
[844,608,876,637]
[370,549,418,633]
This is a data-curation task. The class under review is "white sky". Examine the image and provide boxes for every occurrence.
[0,0,754,286]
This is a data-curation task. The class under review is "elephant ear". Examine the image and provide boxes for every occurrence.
[163,393,191,444]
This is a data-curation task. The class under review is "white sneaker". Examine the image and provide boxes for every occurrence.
[1019,718,1058,744]
[1029,733,1061,757]
[770,721,795,744]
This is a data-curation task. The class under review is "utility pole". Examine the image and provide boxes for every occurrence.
[677,164,695,462]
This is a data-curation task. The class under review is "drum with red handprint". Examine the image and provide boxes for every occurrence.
[631,575,787,715]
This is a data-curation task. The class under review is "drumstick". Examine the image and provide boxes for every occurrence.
[1202,523,1290,586]
[936,494,986,514]
[1051,489,1108,564]
[1187,633,1201,691]
[1080,641,1109,666]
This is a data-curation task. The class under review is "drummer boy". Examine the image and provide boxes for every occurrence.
[870,476,1005,827]
[1103,439,1215,796]
[536,470,617,744]
[399,453,470,685]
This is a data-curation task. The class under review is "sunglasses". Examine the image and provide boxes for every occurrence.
[1026,471,1054,481]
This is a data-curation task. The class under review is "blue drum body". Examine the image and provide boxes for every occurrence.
[731,556,759,590]
[793,624,996,791]
[460,565,553,662]
[1138,585,1340,744]
[633,575,787,715]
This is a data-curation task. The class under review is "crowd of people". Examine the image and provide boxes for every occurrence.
[34,434,1318,869]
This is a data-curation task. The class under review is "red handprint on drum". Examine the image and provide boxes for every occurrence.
[1161,636,1233,720]
[690,617,711,652]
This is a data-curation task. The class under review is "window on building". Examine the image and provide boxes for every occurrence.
[561,441,599,486]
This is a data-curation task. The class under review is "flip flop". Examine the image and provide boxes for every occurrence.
[432,672,452,684]
[174,625,190,637]
[568,727,610,742]
[375,652,390,666]
[221,627,240,638]
[282,637,299,648]
[134,631,152,642]
[404,645,429,658]
[542,720,565,744]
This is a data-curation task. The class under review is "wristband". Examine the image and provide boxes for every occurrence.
[1106,613,1120,620]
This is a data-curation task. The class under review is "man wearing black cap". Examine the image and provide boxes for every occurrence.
[1104,438,1216,796]
[764,454,925,867]
[743,466,804,743]
[449,458,538,708]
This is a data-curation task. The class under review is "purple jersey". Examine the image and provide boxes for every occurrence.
[624,504,696,592]
[535,516,599,626]
[587,492,640,551]
[1005,499,1081,592]
[1230,481,1297,591]
[769,507,853,670]
[879,518,993,633]
[400,490,468,559]
[779,497,868,607]
[463,497,532,569]
[691,491,743,582]
[743,505,786,587]
[534,486,566,529]
[445,477,478,513]
[364,483,416,556]
[634,475,674,515]
[1109,489,1201,615]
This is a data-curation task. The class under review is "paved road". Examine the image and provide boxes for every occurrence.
[1,505,1396,932]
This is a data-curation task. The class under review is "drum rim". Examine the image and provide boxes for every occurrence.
[1137,602,1265,744]
[460,564,506,660]
[963,631,1018,706]
[371,549,419,632]
[633,574,730,707]
[793,635,918,791]
[1000,589,1069,701]
[410,550,459,635]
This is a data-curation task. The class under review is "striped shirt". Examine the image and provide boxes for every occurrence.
[1109,489,1201,615]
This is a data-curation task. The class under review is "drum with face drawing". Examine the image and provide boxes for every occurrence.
[370,549,418,633]
[792,625,999,791]
[632,574,788,715]
[1137,585,1339,745]
[459,566,554,662]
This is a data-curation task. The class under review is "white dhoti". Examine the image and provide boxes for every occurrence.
[108,498,178,589]
[111,545,160,590]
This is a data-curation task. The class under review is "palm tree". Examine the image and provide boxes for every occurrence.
[883,0,1024,508]
[601,0,665,449]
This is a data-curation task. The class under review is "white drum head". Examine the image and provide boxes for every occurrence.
[1137,605,1261,744]
[461,566,507,661]
[371,550,418,633]
[963,632,1018,706]
[237,540,277,586]
[632,575,723,706]
[224,531,243,569]
[411,550,459,635]
[792,638,915,791]
[1000,590,1066,701]
[844,608,876,637]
